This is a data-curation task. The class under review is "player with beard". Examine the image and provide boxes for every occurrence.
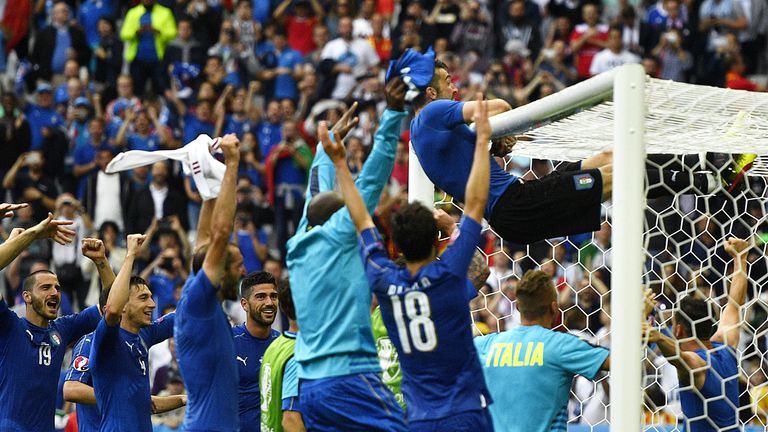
[0,205,108,432]
[233,271,280,432]
[89,233,185,431]
[175,133,246,432]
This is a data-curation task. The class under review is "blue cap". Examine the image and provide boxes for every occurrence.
[74,96,90,107]
[36,83,53,93]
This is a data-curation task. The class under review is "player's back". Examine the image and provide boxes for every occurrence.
[286,219,380,379]
[375,259,490,423]
[175,270,239,431]
[679,342,739,431]
[474,325,609,432]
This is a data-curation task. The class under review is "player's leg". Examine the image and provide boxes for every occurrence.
[300,373,407,432]
[489,168,603,244]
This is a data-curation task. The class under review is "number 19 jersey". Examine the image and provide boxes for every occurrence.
[359,216,491,423]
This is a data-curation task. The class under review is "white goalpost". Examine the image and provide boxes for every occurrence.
[408,64,768,430]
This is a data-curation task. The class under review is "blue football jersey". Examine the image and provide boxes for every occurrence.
[474,325,609,432]
[0,300,100,432]
[175,270,239,431]
[65,333,100,432]
[679,342,739,431]
[359,216,491,423]
[90,313,175,432]
[232,324,280,432]
[410,100,518,217]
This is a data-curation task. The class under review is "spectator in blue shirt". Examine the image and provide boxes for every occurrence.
[115,106,171,151]
[141,246,187,320]
[261,28,305,101]
[73,118,109,200]
[79,0,118,49]
[257,100,283,159]
[24,83,65,150]
[29,2,90,84]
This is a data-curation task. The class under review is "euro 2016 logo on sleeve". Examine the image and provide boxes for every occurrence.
[73,356,90,372]
[573,173,595,191]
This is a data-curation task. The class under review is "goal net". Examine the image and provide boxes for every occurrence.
[414,65,768,431]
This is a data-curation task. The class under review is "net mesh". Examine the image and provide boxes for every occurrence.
[510,78,768,176]
[453,122,768,429]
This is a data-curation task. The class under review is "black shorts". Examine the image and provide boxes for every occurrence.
[489,164,603,244]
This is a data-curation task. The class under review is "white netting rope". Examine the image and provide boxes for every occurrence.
[511,79,768,176]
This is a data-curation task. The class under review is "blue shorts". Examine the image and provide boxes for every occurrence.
[300,373,407,432]
[409,409,494,432]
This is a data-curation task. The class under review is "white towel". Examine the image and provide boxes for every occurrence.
[106,134,226,201]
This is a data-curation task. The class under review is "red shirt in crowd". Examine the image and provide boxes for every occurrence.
[286,15,318,55]
[570,24,609,78]
[726,72,759,91]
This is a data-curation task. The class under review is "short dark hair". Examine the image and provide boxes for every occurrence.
[240,271,277,299]
[675,296,715,340]
[307,192,344,227]
[391,202,437,262]
[278,279,296,321]
[130,276,149,290]
[411,59,449,109]
[516,270,556,320]
[23,270,56,292]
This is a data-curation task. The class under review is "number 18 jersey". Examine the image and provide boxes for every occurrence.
[359,217,491,423]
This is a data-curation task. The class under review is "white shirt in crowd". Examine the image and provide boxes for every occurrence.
[321,37,379,100]
[94,171,123,231]
[150,183,169,221]
[589,48,641,76]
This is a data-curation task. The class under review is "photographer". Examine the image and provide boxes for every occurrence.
[2,151,58,220]
[651,29,693,82]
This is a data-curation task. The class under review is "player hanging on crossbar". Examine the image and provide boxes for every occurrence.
[404,54,755,245]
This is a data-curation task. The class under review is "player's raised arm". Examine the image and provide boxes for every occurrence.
[82,238,116,292]
[320,122,374,233]
[196,198,216,251]
[461,98,511,123]
[103,234,146,326]
[203,133,240,285]
[711,237,750,348]
[353,78,407,213]
[643,321,706,387]
[0,210,74,271]
[463,93,491,223]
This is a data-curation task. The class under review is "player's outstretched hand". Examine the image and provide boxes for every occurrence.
[0,203,28,219]
[641,322,661,344]
[126,234,147,254]
[490,136,516,157]
[724,237,749,259]
[642,287,657,317]
[319,121,346,166]
[81,238,107,262]
[474,93,491,145]
[8,228,25,240]
[30,213,76,245]
[331,101,359,141]
[385,78,407,112]
[433,209,456,236]
[219,133,241,164]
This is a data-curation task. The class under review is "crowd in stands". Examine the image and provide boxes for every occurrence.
[3,0,768,429]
